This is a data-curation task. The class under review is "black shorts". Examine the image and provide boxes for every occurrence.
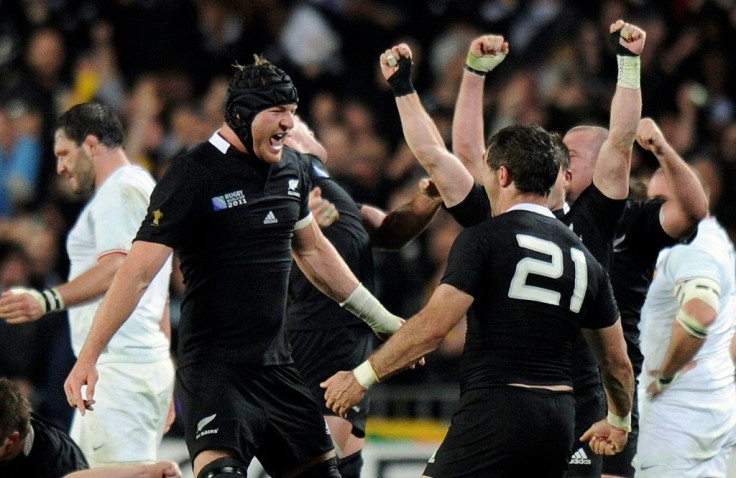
[287,324,375,437]
[567,384,605,477]
[424,386,575,477]
[176,362,333,476]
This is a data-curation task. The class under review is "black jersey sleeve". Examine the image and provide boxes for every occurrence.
[582,272,619,330]
[135,156,205,248]
[444,183,491,228]
[440,226,487,297]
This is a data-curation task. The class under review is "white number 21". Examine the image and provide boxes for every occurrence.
[508,234,588,313]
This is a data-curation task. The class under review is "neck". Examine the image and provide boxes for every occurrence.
[496,192,549,215]
[94,148,131,190]
[219,123,248,154]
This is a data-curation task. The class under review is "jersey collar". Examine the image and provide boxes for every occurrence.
[209,130,231,154]
[508,202,555,218]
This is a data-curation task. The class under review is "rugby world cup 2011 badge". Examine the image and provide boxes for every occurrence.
[212,190,247,211]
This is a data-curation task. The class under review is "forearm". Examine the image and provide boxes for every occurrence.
[600,363,634,417]
[56,253,125,308]
[452,71,486,181]
[368,194,441,250]
[658,144,708,235]
[293,234,360,303]
[658,321,704,379]
[66,464,157,478]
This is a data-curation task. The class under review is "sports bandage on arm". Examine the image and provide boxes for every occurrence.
[10,287,65,313]
[674,277,721,339]
[609,31,640,89]
[387,57,415,97]
[606,410,632,432]
[464,50,507,76]
[353,359,380,389]
[340,283,402,334]
[655,372,678,392]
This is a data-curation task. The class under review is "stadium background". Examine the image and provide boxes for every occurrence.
[0,0,734,476]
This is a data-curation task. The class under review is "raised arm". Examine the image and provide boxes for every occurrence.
[64,240,173,415]
[452,35,508,182]
[592,20,646,200]
[382,43,474,207]
[636,118,708,238]
[362,178,442,250]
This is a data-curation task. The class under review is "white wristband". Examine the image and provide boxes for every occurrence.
[353,360,379,389]
[607,410,632,432]
[340,283,402,334]
[616,55,640,89]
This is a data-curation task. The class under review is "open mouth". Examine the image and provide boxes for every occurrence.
[269,133,286,151]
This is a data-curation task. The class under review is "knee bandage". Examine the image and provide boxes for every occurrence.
[338,451,364,478]
[298,456,341,478]
[198,457,248,478]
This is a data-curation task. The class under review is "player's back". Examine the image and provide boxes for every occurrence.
[442,206,618,392]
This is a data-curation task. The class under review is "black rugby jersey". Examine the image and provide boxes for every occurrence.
[611,198,678,369]
[286,154,374,330]
[135,132,311,367]
[442,205,618,392]
[0,414,89,477]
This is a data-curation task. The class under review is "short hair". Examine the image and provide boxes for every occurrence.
[486,124,566,196]
[54,102,125,148]
[0,378,32,441]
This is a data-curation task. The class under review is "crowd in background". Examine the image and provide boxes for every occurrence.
[0,0,734,433]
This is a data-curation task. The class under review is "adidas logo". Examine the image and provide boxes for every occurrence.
[569,448,591,465]
[263,211,278,224]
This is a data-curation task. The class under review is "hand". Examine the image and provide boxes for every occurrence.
[466,35,509,73]
[0,288,46,323]
[636,118,667,155]
[147,461,182,478]
[321,370,368,418]
[63,358,98,415]
[580,418,629,455]
[418,178,441,203]
[309,187,339,228]
[610,20,646,56]
[380,43,412,81]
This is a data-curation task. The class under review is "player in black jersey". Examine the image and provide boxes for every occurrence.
[322,119,634,477]
[63,56,407,478]
[448,26,706,478]
[0,378,181,478]
[284,116,441,478]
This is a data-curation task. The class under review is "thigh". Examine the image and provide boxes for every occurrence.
[424,387,574,478]
[288,326,374,436]
[255,364,335,476]
[73,360,174,466]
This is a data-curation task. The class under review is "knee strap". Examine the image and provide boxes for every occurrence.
[198,456,248,478]
[338,451,364,478]
[297,456,341,478]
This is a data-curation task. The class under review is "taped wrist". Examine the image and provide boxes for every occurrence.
[353,360,379,389]
[9,287,64,314]
[606,410,632,432]
[465,50,506,76]
[340,283,401,334]
[387,57,415,97]
[610,30,640,89]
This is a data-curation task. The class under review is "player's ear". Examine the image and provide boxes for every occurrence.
[497,165,511,187]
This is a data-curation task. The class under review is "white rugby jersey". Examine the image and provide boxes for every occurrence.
[66,165,172,363]
[640,217,736,392]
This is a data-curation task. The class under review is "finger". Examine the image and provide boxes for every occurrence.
[610,19,624,34]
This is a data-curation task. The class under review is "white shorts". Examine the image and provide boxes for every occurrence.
[69,358,175,466]
[636,386,736,477]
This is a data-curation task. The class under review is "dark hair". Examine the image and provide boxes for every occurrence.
[54,102,125,148]
[486,124,566,196]
[0,378,31,441]
[225,55,298,153]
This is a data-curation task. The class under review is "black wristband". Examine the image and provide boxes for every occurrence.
[610,31,638,57]
[387,57,415,97]
[463,64,486,77]
[657,375,675,385]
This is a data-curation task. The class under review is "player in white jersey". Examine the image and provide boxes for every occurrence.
[636,168,736,477]
[0,102,174,467]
